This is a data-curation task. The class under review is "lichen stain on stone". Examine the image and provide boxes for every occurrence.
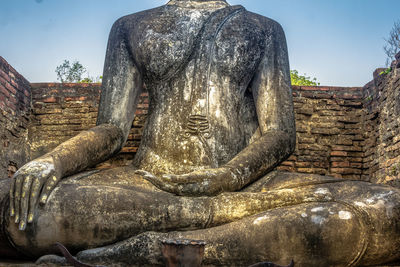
[365,191,394,204]
[311,207,325,213]
[338,211,352,220]
[311,215,326,225]
[354,201,367,208]
[253,215,270,225]
[314,187,330,195]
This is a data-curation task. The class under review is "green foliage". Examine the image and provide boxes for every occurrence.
[78,76,103,83]
[290,70,320,86]
[365,95,373,102]
[379,67,392,76]
[79,77,93,83]
[391,163,400,176]
[55,60,102,83]
[55,60,86,83]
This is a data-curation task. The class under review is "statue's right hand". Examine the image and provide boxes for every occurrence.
[10,157,61,231]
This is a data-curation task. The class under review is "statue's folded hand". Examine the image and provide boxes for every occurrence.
[136,167,236,196]
[10,157,61,230]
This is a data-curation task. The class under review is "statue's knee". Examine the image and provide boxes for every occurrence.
[6,210,61,257]
[297,203,366,265]
[246,203,366,266]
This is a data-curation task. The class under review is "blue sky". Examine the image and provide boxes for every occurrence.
[0,0,399,86]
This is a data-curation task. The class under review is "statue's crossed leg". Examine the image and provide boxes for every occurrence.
[2,167,400,266]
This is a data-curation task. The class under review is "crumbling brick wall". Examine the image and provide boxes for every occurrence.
[363,63,400,186]
[277,86,364,179]
[0,57,31,178]
[29,82,366,179]
[29,83,148,168]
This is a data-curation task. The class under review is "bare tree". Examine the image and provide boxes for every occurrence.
[384,20,400,66]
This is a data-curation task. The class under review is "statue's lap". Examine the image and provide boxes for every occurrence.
[4,167,400,264]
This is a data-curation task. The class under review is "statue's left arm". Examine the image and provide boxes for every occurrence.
[10,17,142,230]
[142,21,296,196]
[223,20,296,189]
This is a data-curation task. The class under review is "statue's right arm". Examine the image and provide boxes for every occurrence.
[10,17,143,230]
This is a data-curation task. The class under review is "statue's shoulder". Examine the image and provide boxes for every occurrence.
[242,9,286,36]
[110,6,167,31]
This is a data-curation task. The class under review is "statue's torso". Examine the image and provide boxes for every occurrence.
[122,5,268,175]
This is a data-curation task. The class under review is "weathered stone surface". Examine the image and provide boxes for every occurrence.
[1,0,400,266]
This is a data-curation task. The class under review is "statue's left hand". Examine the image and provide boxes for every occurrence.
[136,167,236,196]
[10,156,61,230]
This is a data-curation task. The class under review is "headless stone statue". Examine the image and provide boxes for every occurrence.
[1,0,400,266]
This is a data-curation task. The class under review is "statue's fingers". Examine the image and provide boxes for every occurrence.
[159,183,180,195]
[164,173,214,196]
[19,175,33,230]
[142,171,156,180]
[135,170,156,179]
[163,174,178,182]
[28,177,42,223]
[143,173,163,187]
[165,174,193,183]
[142,174,177,193]
[165,173,205,185]
[13,174,24,224]
[179,183,200,196]
[39,175,59,205]
[9,175,17,217]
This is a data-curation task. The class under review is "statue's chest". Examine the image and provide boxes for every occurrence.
[132,10,265,83]
[132,10,209,80]
[212,18,265,83]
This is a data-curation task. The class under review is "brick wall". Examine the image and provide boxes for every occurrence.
[0,57,31,178]
[277,86,365,180]
[29,82,367,179]
[29,83,148,168]
[362,65,400,186]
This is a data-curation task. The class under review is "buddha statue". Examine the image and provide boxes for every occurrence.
[1,0,400,266]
